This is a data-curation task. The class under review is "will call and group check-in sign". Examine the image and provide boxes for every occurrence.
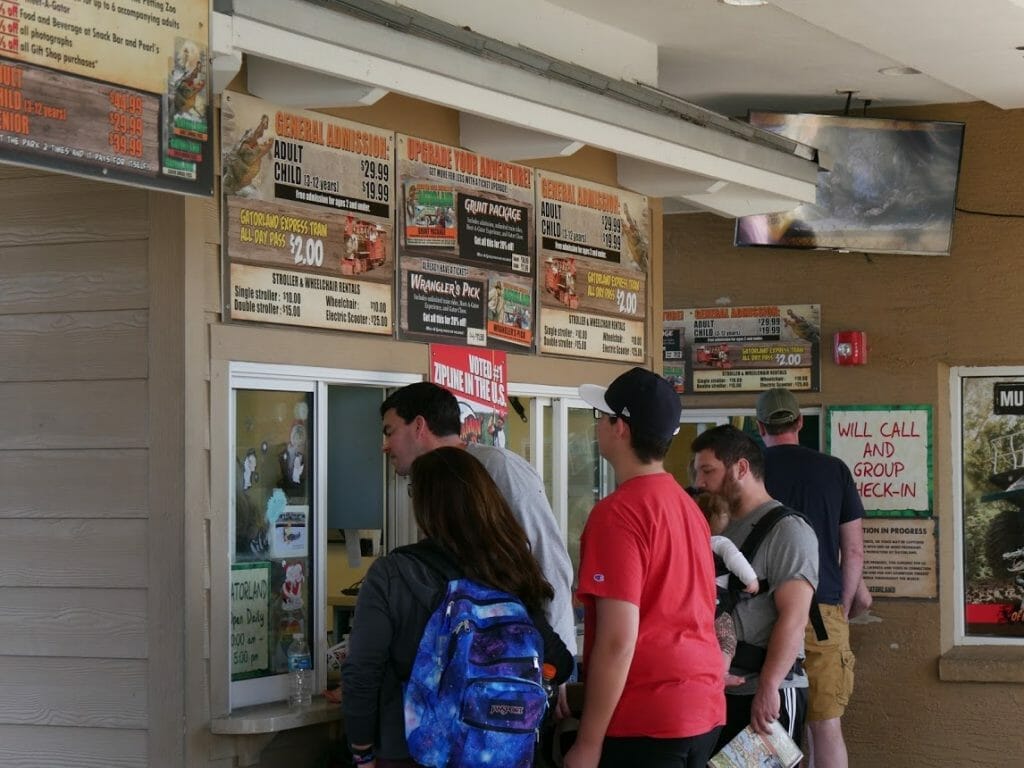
[0,0,213,194]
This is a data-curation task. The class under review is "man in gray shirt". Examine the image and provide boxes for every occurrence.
[692,425,818,751]
[379,382,577,715]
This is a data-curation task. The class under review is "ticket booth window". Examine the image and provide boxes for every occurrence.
[230,386,318,705]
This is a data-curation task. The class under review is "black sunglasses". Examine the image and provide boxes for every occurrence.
[593,408,622,424]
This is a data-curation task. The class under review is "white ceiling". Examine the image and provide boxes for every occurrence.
[544,0,1024,116]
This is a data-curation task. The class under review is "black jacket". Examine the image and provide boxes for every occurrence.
[341,539,573,759]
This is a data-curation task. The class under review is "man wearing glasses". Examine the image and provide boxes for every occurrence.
[567,367,723,768]
[379,381,577,713]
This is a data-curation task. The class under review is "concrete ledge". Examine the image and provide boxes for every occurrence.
[938,645,1024,683]
[211,697,342,766]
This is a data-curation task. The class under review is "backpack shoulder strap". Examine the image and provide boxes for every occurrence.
[733,504,828,642]
[738,503,800,561]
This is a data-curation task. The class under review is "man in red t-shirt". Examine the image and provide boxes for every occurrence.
[567,367,724,768]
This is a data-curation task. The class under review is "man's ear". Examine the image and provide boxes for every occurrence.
[756,421,767,437]
[796,414,804,432]
[613,416,630,440]
[734,456,751,481]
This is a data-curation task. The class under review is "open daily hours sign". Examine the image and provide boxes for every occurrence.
[826,405,933,517]
[231,561,270,680]
[0,0,213,195]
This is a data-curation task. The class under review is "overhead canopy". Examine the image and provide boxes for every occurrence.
[212,0,820,217]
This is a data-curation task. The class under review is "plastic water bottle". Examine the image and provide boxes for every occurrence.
[287,632,313,707]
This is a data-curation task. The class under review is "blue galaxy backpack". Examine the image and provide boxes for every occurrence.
[403,555,548,768]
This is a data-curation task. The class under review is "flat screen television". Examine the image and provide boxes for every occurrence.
[735,112,965,256]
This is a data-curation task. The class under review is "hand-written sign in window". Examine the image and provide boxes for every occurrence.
[231,562,271,680]
[827,405,933,518]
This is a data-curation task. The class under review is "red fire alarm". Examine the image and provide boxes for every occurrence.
[833,331,868,366]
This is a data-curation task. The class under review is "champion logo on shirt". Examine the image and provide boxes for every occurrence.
[593,573,605,582]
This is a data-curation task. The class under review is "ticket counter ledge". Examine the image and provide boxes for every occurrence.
[211,696,342,766]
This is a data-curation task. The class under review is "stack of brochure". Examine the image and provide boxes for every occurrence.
[709,720,803,768]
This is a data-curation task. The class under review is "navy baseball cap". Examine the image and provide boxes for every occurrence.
[579,367,681,442]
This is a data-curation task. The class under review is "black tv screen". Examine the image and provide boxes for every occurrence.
[735,112,965,256]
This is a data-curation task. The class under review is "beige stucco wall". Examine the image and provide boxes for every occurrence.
[663,101,1024,767]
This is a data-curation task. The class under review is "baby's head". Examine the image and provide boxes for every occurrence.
[694,492,730,535]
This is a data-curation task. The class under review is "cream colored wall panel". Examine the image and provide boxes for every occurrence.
[204,190,220,246]
[0,175,148,247]
[0,588,146,657]
[0,724,145,768]
[0,311,147,382]
[0,449,146,519]
[0,240,148,314]
[0,520,147,588]
[204,243,222,315]
[0,657,147,728]
[0,380,147,449]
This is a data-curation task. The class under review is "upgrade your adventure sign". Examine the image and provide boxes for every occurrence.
[222,92,395,336]
[0,0,213,194]
[537,170,649,363]
[397,135,536,352]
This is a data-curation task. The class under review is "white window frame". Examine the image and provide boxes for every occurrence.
[225,362,421,710]
[508,382,608,541]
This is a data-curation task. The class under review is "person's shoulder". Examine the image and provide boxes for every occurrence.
[467,442,537,478]
[770,510,818,546]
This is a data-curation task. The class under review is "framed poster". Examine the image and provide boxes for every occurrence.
[222,92,395,335]
[955,370,1024,639]
[0,0,213,194]
[663,304,821,393]
[396,135,536,351]
[537,171,649,363]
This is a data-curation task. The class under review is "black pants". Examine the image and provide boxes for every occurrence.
[714,686,807,753]
[598,727,722,768]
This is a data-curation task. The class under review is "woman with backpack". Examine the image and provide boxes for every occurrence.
[342,446,574,768]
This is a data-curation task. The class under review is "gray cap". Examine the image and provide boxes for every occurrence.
[756,388,800,425]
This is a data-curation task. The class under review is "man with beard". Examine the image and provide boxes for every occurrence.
[691,425,818,752]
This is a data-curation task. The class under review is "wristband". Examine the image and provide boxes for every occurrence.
[350,745,375,765]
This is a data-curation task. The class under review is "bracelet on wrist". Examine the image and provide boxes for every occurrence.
[350,745,375,765]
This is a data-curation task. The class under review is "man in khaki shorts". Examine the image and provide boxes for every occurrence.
[756,389,871,768]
